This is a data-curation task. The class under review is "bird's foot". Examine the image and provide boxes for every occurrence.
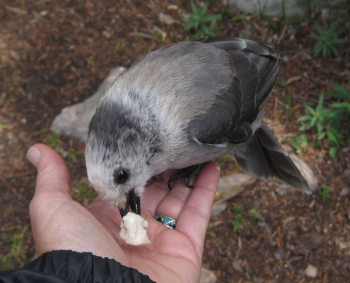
[167,163,207,190]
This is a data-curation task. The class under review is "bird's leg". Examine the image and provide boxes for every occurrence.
[167,163,207,190]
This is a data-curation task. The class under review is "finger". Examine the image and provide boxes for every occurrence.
[150,169,177,185]
[176,162,220,258]
[156,183,192,219]
[141,182,169,217]
[27,144,71,196]
[140,169,179,216]
[89,197,122,235]
[131,169,180,217]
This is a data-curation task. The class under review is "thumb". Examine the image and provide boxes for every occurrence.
[27,144,71,196]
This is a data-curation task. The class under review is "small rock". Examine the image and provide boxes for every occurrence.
[0,38,7,49]
[321,8,330,22]
[167,4,178,10]
[102,30,111,38]
[297,233,323,252]
[159,13,176,25]
[232,260,243,273]
[340,188,349,197]
[211,202,227,216]
[217,173,256,202]
[304,264,317,278]
[335,238,350,251]
[51,67,126,141]
[274,250,283,261]
[226,0,346,17]
[200,267,216,283]
[8,50,21,61]
[6,5,27,15]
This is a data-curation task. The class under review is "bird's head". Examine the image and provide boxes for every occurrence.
[85,99,161,217]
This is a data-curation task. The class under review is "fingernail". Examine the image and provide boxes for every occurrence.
[27,147,42,167]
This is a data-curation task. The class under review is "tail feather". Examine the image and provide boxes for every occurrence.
[233,123,312,194]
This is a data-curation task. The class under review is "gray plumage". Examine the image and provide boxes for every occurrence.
[85,38,311,214]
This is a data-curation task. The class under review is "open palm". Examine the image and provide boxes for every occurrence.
[28,144,220,283]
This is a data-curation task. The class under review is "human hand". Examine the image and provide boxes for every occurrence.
[27,144,220,283]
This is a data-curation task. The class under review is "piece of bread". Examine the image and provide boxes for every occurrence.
[120,212,150,245]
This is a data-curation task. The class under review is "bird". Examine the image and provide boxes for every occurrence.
[85,37,311,218]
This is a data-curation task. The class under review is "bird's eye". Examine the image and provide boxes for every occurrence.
[113,168,129,185]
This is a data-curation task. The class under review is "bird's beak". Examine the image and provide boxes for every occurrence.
[119,190,140,217]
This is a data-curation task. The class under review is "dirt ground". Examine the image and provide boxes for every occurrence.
[0,1,349,282]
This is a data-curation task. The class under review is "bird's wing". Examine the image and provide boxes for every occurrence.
[233,122,312,193]
[187,38,281,145]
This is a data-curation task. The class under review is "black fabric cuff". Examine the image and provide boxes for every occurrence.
[0,250,155,283]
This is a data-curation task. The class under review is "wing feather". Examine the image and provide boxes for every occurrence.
[188,38,281,145]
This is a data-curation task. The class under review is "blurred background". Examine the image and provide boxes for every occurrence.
[0,0,349,281]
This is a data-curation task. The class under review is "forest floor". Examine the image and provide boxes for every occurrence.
[0,1,349,282]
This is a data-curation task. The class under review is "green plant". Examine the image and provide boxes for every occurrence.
[298,93,328,142]
[232,14,247,22]
[87,58,95,66]
[290,133,308,153]
[282,92,292,106]
[284,16,301,28]
[12,75,20,85]
[310,24,344,57]
[248,209,265,222]
[46,133,62,147]
[0,227,27,270]
[217,154,236,168]
[331,77,350,100]
[320,185,331,200]
[114,42,124,53]
[153,32,163,44]
[170,31,177,42]
[0,123,5,133]
[238,34,250,39]
[298,94,337,156]
[36,127,49,135]
[234,204,242,213]
[79,183,97,199]
[298,78,350,157]
[67,148,81,161]
[266,18,279,34]
[233,214,244,232]
[207,220,223,233]
[327,80,350,156]
[183,1,220,39]
[65,36,73,43]
[231,206,265,232]
[233,205,244,232]
[276,80,288,88]
[132,28,139,40]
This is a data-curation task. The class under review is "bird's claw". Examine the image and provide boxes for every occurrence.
[167,163,206,190]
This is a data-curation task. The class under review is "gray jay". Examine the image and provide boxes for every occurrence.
[85,38,311,217]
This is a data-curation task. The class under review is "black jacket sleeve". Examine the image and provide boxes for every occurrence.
[0,250,156,283]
